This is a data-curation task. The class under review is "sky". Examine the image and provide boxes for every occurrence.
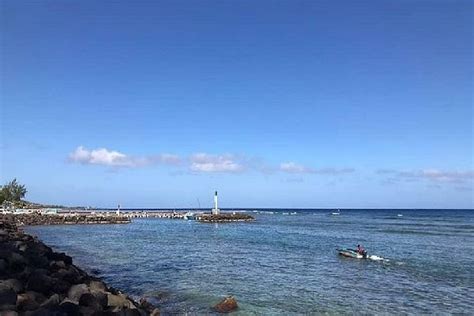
[1,0,473,209]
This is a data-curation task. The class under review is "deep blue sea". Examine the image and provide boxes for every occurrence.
[26,209,474,315]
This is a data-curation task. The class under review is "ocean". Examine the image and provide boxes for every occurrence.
[25,209,474,314]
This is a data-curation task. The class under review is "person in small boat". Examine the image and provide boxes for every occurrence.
[356,244,367,257]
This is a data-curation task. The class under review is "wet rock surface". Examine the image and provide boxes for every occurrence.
[213,296,238,313]
[0,214,158,315]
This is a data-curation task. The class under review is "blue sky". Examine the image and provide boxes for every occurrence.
[1,1,472,208]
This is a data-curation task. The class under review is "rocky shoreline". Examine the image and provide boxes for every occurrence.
[0,214,159,315]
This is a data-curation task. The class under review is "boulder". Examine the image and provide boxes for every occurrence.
[49,260,66,271]
[89,280,106,293]
[66,266,84,283]
[123,308,142,316]
[26,269,54,294]
[0,279,23,294]
[138,297,157,313]
[15,266,32,282]
[213,296,238,313]
[78,306,97,316]
[0,287,17,306]
[79,293,102,310]
[23,308,52,316]
[68,283,89,302]
[40,293,60,308]
[90,291,108,309]
[58,299,81,316]
[0,258,7,274]
[0,305,17,312]
[13,241,27,252]
[16,292,40,311]
[107,293,133,309]
[51,266,82,284]
[8,252,27,271]
[51,278,71,294]
[47,252,73,265]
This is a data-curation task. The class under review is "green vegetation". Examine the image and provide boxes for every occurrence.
[0,178,27,206]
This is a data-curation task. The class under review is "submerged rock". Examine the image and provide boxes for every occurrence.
[213,296,238,313]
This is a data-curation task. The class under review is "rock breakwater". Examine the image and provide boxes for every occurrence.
[197,213,255,223]
[6,213,130,226]
[0,215,158,315]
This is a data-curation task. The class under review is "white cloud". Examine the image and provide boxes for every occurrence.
[377,168,474,184]
[68,146,354,177]
[280,162,314,173]
[377,169,474,190]
[69,146,132,167]
[314,167,355,175]
[189,153,244,173]
[157,153,181,165]
[279,162,354,175]
[69,146,181,168]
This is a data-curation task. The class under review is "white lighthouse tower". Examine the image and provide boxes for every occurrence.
[212,191,220,215]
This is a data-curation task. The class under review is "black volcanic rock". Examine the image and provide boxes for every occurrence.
[26,269,54,294]
[79,292,102,310]
[0,286,17,305]
[0,214,154,315]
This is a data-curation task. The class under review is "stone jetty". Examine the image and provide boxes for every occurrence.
[0,215,159,315]
[197,213,255,223]
[8,213,130,226]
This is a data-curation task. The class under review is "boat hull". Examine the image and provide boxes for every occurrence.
[339,250,363,259]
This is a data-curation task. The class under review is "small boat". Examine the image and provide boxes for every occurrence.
[338,248,385,261]
[338,248,364,259]
[183,212,196,220]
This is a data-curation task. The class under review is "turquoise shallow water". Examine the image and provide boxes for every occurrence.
[26,209,474,314]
